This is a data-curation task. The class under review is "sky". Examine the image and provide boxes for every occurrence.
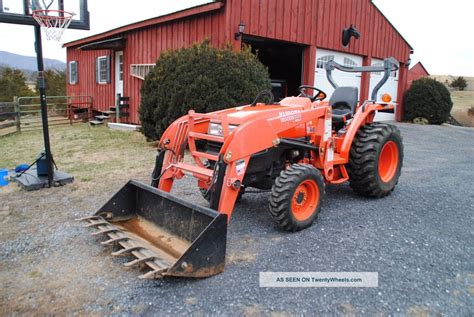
[0,0,472,76]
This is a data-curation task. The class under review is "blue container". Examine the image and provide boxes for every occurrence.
[0,169,8,187]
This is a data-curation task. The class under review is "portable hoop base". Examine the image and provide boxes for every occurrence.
[32,10,75,41]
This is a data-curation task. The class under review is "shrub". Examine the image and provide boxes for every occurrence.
[404,78,453,124]
[449,76,467,91]
[139,41,271,140]
[0,67,35,101]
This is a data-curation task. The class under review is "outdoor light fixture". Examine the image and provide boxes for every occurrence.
[235,22,245,40]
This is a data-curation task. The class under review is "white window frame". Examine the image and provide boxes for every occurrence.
[130,64,155,80]
[316,55,334,69]
[68,61,78,85]
[343,57,358,67]
[96,56,109,84]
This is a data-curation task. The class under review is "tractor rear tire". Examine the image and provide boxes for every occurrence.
[348,123,403,198]
[269,164,325,232]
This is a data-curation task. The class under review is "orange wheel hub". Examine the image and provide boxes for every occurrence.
[291,179,320,221]
[378,141,399,182]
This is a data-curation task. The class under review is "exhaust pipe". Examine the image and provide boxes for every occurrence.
[80,180,227,279]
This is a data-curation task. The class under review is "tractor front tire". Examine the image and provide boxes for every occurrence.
[269,164,325,232]
[348,123,403,197]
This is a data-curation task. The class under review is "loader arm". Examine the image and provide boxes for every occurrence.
[157,105,331,219]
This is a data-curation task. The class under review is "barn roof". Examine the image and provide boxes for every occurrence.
[410,62,430,75]
[63,1,224,48]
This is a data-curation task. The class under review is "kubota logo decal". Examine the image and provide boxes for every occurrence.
[279,110,302,123]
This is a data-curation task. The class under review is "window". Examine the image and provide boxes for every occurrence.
[130,64,155,80]
[118,54,123,81]
[68,61,78,84]
[96,56,110,84]
[371,62,398,78]
[343,57,358,67]
[316,55,334,69]
[371,62,383,76]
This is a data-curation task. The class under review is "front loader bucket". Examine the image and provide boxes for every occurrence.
[80,180,227,279]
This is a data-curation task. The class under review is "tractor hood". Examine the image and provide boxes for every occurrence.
[220,99,312,125]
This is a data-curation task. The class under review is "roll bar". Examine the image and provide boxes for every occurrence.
[325,57,399,101]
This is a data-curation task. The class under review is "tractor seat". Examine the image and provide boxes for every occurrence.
[329,86,359,123]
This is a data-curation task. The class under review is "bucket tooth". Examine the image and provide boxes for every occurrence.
[91,227,119,236]
[111,246,142,256]
[139,269,167,279]
[101,236,129,245]
[85,221,110,228]
[124,256,158,267]
[76,215,103,221]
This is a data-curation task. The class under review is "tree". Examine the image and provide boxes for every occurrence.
[0,68,35,101]
[139,41,271,140]
[404,78,453,124]
[35,69,67,96]
[449,76,468,91]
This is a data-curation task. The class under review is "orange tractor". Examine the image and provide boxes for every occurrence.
[82,57,403,279]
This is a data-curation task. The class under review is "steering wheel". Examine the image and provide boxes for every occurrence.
[298,85,327,102]
[251,90,275,106]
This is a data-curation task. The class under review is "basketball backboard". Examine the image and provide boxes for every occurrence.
[0,0,89,29]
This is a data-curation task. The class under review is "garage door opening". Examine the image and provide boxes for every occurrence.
[243,36,304,100]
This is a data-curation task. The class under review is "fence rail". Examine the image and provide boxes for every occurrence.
[0,96,92,136]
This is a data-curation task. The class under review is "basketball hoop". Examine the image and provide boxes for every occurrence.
[32,10,75,41]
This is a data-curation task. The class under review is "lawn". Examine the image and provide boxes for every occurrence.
[450,90,474,127]
[0,123,156,184]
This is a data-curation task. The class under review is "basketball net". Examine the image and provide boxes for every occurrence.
[32,10,75,41]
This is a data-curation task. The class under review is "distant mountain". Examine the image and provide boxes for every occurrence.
[0,51,66,72]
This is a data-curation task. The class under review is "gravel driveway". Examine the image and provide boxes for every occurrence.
[1,123,473,316]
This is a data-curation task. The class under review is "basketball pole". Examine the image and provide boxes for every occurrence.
[34,24,54,187]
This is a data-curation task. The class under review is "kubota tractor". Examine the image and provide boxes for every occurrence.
[81,57,403,279]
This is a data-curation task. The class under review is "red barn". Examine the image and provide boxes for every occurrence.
[64,0,413,123]
[407,62,430,87]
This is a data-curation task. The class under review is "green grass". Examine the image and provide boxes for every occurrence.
[0,124,157,183]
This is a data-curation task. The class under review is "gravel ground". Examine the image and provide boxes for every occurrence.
[1,123,473,316]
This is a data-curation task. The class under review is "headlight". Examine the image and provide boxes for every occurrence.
[208,123,238,136]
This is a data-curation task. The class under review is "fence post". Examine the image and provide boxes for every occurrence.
[14,96,21,132]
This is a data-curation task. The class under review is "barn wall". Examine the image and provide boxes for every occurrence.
[407,63,429,87]
[225,0,412,120]
[67,9,226,124]
[67,49,115,113]
[122,11,226,123]
[225,0,411,61]
[67,0,413,123]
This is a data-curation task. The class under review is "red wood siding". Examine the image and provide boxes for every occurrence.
[67,10,226,124]
[67,49,115,113]
[67,0,413,123]
[226,0,411,61]
[407,62,429,87]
